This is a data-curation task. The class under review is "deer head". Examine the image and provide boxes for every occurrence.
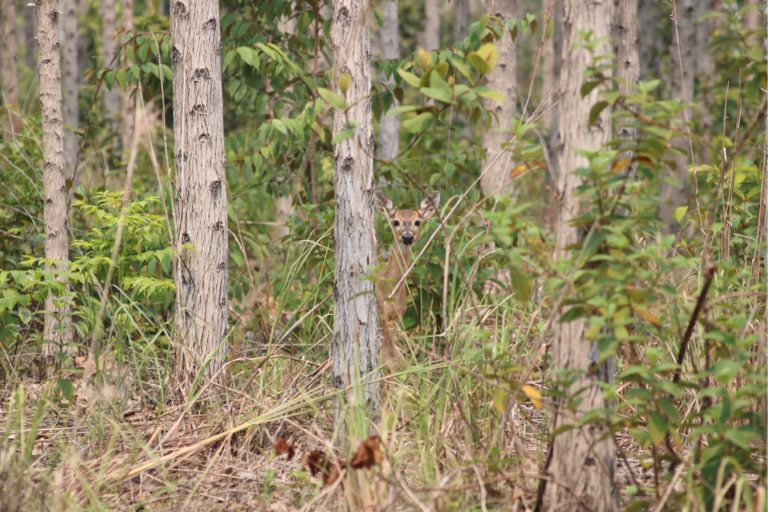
[374,191,440,248]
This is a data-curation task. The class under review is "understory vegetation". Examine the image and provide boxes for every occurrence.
[0,0,766,510]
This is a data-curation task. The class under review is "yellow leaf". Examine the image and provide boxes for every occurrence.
[637,309,661,328]
[338,73,351,95]
[612,158,632,173]
[521,385,542,410]
[510,165,527,178]
[477,43,498,70]
[492,388,508,414]
[417,48,432,71]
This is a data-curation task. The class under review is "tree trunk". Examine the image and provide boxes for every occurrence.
[171,0,230,390]
[540,0,555,128]
[546,1,563,188]
[453,0,469,43]
[378,0,400,162]
[617,0,639,178]
[330,0,379,428]
[61,0,78,175]
[696,0,715,164]
[539,0,617,510]
[24,2,36,71]
[120,0,134,156]
[658,0,694,231]
[423,0,440,51]
[639,0,656,80]
[102,0,119,132]
[744,0,761,33]
[2,0,20,113]
[37,0,74,376]
[481,0,515,197]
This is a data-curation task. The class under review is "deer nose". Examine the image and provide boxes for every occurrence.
[402,233,414,245]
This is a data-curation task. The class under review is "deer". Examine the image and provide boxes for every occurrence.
[374,191,440,331]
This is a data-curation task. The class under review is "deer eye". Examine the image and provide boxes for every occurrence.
[414,220,421,227]
[393,220,400,227]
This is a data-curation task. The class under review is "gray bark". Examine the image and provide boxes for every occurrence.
[696,0,715,164]
[541,0,555,128]
[547,1,563,184]
[453,0,469,43]
[61,0,78,175]
[171,0,230,389]
[330,0,379,428]
[744,0,761,32]
[2,0,19,113]
[424,0,440,51]
[639,0,655,80]
[539,0,617,510]
[24,2,35,71]
[617,0,639,178]
[37,0,74,374]
[481,0,515,197]
[378,0,399,162]
[658,0,694,231]
[102,0,119,131]
[120,0,134,156]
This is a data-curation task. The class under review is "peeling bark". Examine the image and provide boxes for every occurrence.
[330,0,379,428]
[37,0,74,375]
[171,0,229,390]
[538,0,617,510]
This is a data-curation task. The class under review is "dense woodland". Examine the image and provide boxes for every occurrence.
[0,0,766,510]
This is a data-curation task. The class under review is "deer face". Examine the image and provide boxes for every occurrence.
[375,191,440,247]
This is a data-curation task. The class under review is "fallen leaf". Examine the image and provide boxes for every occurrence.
[274,437,296,460]
[350,436,383,469]
[521,385,542,410]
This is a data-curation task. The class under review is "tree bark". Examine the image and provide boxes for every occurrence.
[658,0,694,231]
[541,0,555,128]
[453,0,469,43]
[546,1,563,186]
[330,0,379,428]
[24,2,36,71]
[2,0,20,114]
[539,0,617,510]
[61,0,78,175]
[617,0,639,178]
[639,0,656,81]
[37,0,74,375]
[102,0,119,132]
[120,0,134,156]
[378,0,399,162]
[696,0,715,164]
[423,0,440,51]
[171,0,229,390]
[481,0,515,197]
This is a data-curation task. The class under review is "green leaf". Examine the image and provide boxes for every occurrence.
[397,69,422,88]
[559,307,587,323]
[374,8,384,28]
[475,86,505,103]
[511,271,532,305]
[18,307,31,324]
[57,378,74,401]
[386,105,421,116]
[588,101,609,126]
[673,206,688,224]
[648,413,667,447]
[317,88,346,110]
[401,112,434,133]
[237,46,255,66]
[331,129,355,144]
[581,81,601,98]
[492,388,508,414]
[116,68,127,92]
[105,70,115,91]
[421,87,454,104]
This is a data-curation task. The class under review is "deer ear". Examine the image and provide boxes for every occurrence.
[375,192,396,217]
[418,191,440,220]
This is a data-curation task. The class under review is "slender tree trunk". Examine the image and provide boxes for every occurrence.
[2,0,19,111]
[541,0,555,128]
[617,0,639,178]
[61,0,78,175]
[330,0,379,428]
[423,0,440,51]
[24,2,35,71]
[171,0,230,390]
[639,0,657,80]
[481,0,515,197]
[378,0,400,162]
[102,0,119,133]
[120,0,134,156]
[37,0,74,376]
[658,0,694,231]
[546,1,563,188]
[744,0,761,33]
[274,15,296,240]
[539,0,617,510]
[453,0,469,43]
[696,0,715,164]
